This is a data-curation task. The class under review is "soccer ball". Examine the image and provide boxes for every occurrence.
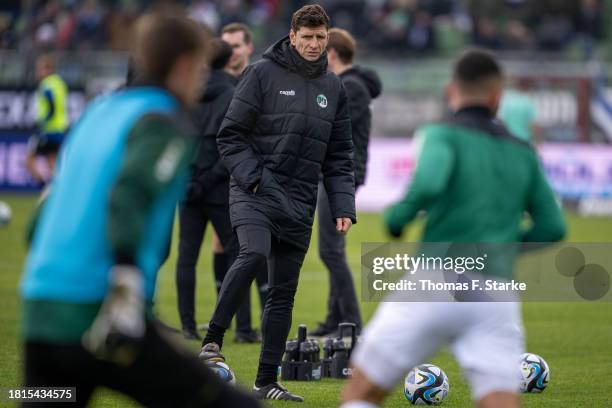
[0,201,11,227]
[204,360,236,385]
[520,353,550,393]
[404,364,449,405]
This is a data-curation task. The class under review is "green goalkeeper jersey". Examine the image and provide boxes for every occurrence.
[384,106,566,245]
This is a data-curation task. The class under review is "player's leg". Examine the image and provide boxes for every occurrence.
[22,342,96,408]
[315,181,339,335]
[342,302,451,407]
[208,204,259,343]
[253,239,306,401]
[202,225,271,351]
[99,322,260,408]
[341,368,388,408]
[451,302,524,408]
[315,182,361,335]
[24,137,45,185]
[44,148,59,177]
[211,228,226,293]
[176,201,208,339]
[254,262,269,313]
[477,392,521,408]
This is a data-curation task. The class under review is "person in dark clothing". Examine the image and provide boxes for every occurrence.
[200,5,356,402]
[217,23,269,342]
[176,39,262,342]
[312,28,382,337]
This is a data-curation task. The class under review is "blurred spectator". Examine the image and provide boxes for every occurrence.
[503,20,529,49]
[577,0,603,59]
[473,17,501,49]
[188,0,221,32]
[54,7,75,49]
[0,0,607,55]
[74,0,106,50]
[408,10,435,51]
[536,13,573,51]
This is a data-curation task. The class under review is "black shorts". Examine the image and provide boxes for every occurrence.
[27,135,64,157]
[22,321,260,408]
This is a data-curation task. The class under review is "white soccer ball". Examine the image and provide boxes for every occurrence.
[404,364,449,405]
[520,353,550,393]
[0,201,11,226]
[204,360,237,385]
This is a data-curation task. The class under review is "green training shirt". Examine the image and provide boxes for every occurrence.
[384,107,566,246]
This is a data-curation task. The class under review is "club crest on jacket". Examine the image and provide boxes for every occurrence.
[317,94,328,108]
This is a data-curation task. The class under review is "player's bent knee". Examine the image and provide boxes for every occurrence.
[239,250,267,266]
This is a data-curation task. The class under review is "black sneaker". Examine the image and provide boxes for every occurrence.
[198,342,225,362]
[310,323,337,337]
[253,382,304,402]
[182,328,202,341]
[234,329,262,344]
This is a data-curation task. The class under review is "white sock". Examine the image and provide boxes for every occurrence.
[340,401,379,408]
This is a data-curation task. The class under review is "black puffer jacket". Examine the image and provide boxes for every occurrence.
[217,36,356,250]
[187,69,236,205]
[340,66,382,187]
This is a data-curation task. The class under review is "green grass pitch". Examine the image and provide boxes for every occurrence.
[1,194,611,407]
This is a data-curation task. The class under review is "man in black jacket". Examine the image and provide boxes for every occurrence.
[312,28,383,337]
[200,5,356,402]
[175,39,257,341]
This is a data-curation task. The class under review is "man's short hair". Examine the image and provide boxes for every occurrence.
[327,28,356,64]
[453,49,503,90]
[221,22,253,45]
[132,11,210,84]
[291,4,330,32]
[210,39,233,70]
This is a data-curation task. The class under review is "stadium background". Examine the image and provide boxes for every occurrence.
[1,0,612,406]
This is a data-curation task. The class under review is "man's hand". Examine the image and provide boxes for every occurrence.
[336,217,353,235]
[387,223,404,239]
[82,265,145,366]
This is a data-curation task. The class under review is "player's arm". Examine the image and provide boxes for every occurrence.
[322,83,356,232]
[521,156,566,243]
[107,114,192,263]
[217,65,263,193]
[41,88,55,123]
[83,114,193,363]
[384,130,454,237]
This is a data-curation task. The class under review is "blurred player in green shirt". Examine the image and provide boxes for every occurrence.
[342,50,565,408]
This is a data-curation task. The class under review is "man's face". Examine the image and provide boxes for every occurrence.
[221,31,253,74]
[289,25,328,61]
[36,61,52,81]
